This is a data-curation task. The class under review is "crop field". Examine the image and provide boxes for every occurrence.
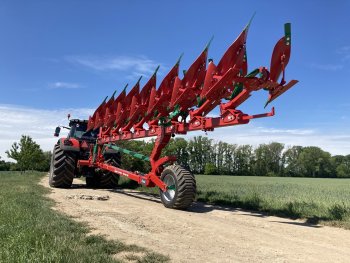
[130,175,350,228]
[0,172,167,263]
[197,175,350,227]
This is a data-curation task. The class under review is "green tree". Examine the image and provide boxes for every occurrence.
[224,144,236,175]
[283,146,303,177]
[254,142,284,176]
[39,151,53,172]
[0,157,11,171]
[298,146,333,177]
[267,142,284,176]
[204,163,218,175]
[215,141,229,174]
[335,155,350,178]
[164,138,189,168]
[118,140,150,173]
[234,145,253,175]
[188,136,212,174]
[6,135,49,172]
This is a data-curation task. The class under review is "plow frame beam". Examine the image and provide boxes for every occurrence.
[78,106,275,192]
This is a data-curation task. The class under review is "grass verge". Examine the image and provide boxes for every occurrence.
[0,171,169,263]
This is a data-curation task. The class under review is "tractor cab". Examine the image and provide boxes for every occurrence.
[69,119,98,141]
[68,119,88,139]
[54,119,97,141]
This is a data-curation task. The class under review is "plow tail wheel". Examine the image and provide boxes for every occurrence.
[160,165,196,210]
[49,144,76,188]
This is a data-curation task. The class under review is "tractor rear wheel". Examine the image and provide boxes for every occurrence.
[86,153,121,188]
[49,144,76,188]
[159,165,196,210]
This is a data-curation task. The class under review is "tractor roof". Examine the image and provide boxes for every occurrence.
[69,119,88,127]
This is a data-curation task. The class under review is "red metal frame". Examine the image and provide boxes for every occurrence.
[78,22,298,192]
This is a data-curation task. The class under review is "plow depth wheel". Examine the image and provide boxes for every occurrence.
[160,165,196,210]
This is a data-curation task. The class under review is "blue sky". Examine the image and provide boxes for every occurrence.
[1,0,350,159]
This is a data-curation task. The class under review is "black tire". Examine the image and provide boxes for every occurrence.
[99,169,120,188]
[104,152,121,167]
[159,165,196,210]
[86,153,121,188]
[49,144,76,188]
[85,174,100,188]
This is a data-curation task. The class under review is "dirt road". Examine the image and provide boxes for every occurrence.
[41,177,350,262]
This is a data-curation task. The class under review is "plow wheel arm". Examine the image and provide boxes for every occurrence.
[160,165,196,210]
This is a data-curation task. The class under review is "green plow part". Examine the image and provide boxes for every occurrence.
[92,143,98,163]
[204,35,214,51]
[245,68,260,78]
[284,23,291,45]
[264,99,271,109]
[158,104,181,127]
[227,83,243,100]
[104,144,150,162]
[196,96,206,108]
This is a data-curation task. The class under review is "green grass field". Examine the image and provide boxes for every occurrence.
[130,175,350,228]
[0,172,168,263]
[195,175,350,226]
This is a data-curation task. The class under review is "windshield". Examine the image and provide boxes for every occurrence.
[69,123,87,139]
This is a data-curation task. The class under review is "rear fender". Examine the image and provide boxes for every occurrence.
[58,138,80,152]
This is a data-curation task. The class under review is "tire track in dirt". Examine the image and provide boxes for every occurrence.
[41,177,350,263]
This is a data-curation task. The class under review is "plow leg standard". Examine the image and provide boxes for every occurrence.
[77,21,298,209]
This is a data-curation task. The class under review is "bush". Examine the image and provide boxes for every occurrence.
[204,163,218,175]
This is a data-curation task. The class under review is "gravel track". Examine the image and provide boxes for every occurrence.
[41,177,350,263]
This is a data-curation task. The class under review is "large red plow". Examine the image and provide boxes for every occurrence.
[51,21,297,209]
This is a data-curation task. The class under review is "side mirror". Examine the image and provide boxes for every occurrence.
[54,126,61,137]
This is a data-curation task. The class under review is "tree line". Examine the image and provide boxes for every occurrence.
[120,136,350,178]
[2,135,350,178]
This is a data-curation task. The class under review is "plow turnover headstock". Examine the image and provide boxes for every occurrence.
[50,20,298,210]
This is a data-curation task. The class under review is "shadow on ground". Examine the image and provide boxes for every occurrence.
[68,182,322,228]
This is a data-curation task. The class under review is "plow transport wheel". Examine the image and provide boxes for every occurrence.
[160,165,196,210]
[49,144,76,188]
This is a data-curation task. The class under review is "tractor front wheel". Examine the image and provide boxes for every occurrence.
[159,165,196,210]
[49,144,76,188]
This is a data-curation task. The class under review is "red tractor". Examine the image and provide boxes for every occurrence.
[49,118,121,189]
[49,21,297,210]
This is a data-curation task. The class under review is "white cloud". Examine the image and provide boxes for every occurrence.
[0,104,93,161]
[1,104,349,162]
[336,46,350,61]
[66,55,164,78]
[337,46,350,53]
[257,127,314,135]
[48,82,83,89]
[307,46,350,71]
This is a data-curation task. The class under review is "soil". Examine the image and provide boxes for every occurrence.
[41,176,350,263]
